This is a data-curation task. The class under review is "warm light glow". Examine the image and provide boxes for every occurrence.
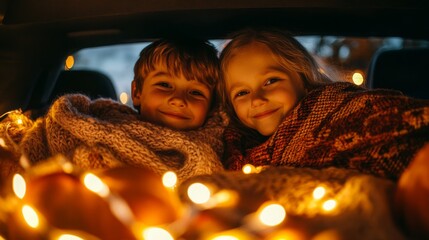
[207,229,253,240]
[266,229,307,240]
[0,137,6,148]
[142,227,174,240]
[83,173,110,197]
[57,234,84,240]
[322,199,337,211]
[109,195,134,224]
[258,202,286,226]
[352,72,364,85]
[162,171,177,188]
[22,205,40,229]
[312,186,326,200]
[187,182,211,204]
[211,190,238,207]
[242,164,256,174]
[13,173,26,199]
[62,162,74,174]
[210,236,239,240]
[120,92,129,104]
[16,118,23,125]
[65,56,75,70]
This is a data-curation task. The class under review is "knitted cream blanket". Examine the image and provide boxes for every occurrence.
[2,94,228,181]
[224,82,429,180]
[179,166,406,239]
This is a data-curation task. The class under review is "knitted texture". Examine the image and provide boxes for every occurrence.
[179,166,405,240]
[224,82,429,180]
[1,94,228,182]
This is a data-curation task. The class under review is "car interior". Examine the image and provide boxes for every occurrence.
[1,0,429,239]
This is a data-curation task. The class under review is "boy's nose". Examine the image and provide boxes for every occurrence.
[169,96,186,107]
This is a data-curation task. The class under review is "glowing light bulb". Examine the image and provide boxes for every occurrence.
[0,137,6,148]
[322,199,337,212]
[22,205,40,229]
[83,173,109,197]
[120,92,128,104]
[13,173,26,199]
[57,234,84,240]
[187,182,211,204]
[312,186,326,200]
[16,118,23,125]
[65,56,75,70]
[242,164,256,174]
[352,72,364,85]
[207,229,252,240]
[62,162,74,174]
[142,227,174,240]
[211,190,238,207]
[258,202,286,226]
[162,171,177,188]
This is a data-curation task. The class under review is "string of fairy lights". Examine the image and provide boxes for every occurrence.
[0,110,340,240]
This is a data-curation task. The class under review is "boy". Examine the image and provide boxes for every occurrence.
[131,38,219,130]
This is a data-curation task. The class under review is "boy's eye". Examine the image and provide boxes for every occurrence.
[190,90,205,97]
[155,82,172,88]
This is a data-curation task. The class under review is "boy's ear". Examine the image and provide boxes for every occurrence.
[131,80,141,106]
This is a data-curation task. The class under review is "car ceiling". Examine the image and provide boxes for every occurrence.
[2,0,429,40]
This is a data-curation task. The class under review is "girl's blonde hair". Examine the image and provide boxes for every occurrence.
[219,28,332,136]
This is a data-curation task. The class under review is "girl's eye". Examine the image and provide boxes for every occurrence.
[265,78,280,86]
[234,90,249,98]
[156,82,172,88]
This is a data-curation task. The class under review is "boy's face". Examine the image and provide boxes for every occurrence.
[225,42,306,136]
[132,64,212,130]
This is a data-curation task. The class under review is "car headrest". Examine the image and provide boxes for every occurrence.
[50,70,118,103]
[367,48,429,99]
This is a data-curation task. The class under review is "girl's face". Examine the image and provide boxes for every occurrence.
[132,63,212,130]
[225,42,306,136]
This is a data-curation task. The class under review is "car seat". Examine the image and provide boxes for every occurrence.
[367,47,429,99]
[28,70,118,119]
[49,70,118,103]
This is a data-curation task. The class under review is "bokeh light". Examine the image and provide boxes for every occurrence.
[258,202,286,226]
[352,72,364,85]
[162,171,177,188]
[65,56,75,70]
[22,205,40,229]
[142,227,174,240]
[187,182,211,204]
[322,199,337,212]
[82,173,110,197]
[13,173,26,199]
[120,92,128,104]
[312,186,326,200]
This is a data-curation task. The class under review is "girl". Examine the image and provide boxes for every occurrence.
[219,28,429,236]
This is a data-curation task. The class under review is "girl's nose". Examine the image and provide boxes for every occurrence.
[251,92,267,108]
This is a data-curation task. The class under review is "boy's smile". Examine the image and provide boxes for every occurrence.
[132,65,212,130]
[225,42,306,136]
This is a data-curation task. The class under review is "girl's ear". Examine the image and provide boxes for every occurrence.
[131,80,141,106]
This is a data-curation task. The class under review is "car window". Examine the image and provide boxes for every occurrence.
[66,37,429,106]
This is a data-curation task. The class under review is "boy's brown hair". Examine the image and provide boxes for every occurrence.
[133,38,220,110]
